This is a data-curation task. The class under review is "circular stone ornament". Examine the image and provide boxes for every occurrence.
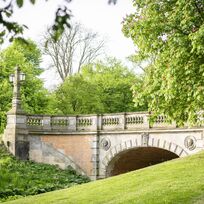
[184,136,196,151]
[100,137,111,151]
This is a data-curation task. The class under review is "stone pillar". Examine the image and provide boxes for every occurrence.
[122,113,126,129]
[3,66,29,160]
[144,113,150,129]
[68,116,77,131]
[42,116,51,131]
[90,133,100,180]
[97,114,102,130]
[118,114,126,130]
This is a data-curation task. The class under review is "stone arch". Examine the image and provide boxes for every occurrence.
[101,137,188,177]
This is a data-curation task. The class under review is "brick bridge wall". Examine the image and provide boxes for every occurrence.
[29,133,97,178]
[3,112,204,180]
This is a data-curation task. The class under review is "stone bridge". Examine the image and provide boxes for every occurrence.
[3,112,204,180]
[2,67,204,180]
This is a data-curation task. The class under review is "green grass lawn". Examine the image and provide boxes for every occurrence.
[4,150,204,204]
[0,143,89,202]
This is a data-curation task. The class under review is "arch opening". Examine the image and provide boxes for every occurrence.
[106,147,179,177]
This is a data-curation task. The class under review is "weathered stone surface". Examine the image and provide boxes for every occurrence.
[41,135,94,176]
[29,136,86,175]
[15,141,29,160]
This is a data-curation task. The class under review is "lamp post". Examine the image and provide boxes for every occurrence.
[9,66,25,114]
[4,66,28,159]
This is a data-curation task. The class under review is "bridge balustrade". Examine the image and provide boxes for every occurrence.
[27,112,180,131]
[26,112,181,132]
[152,115,176,128]
[76,115,97,131]
[125,113,149,129]
[101,114,124,130]
[27,115,43,129]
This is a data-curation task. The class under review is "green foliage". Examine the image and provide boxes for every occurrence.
[52,74,101,114]
[0,0,71,43]
[0,143,89,202]
[4,151,204,204]
[0,79,12,133]
[123,0,204,126]
[51,58,145,114]
[0,40,50,133]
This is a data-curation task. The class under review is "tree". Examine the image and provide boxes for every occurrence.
[51,75,102,114]
[0,39,50,133]
[43,23,105,81]
[51,58,145,115]
[82,58,143,113]
[123,0,204,125]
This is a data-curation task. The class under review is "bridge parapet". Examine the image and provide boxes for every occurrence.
[26,112,182,132]
[152,115,177,128]
[125,112,149,129]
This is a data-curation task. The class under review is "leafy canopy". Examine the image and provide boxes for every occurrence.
[0,0,72,43]
[51,58,145,115]
[0,39,50,133]
[123,0,204,125]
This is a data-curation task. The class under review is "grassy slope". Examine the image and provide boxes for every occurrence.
[0,143,89,202]
[5,151,204,204]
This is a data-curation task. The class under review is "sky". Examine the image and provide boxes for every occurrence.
[11,0,136,89]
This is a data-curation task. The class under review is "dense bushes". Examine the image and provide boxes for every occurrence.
[0,143,90,202]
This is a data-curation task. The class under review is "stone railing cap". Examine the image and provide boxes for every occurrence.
[26,112,150,118]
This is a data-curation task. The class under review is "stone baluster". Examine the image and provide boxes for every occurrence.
[101,114,123,130]
[76,115,96,131]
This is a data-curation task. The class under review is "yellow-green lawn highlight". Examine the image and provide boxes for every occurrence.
[4,151,204,204]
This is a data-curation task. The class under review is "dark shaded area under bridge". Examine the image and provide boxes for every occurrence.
[106,147,179,177]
